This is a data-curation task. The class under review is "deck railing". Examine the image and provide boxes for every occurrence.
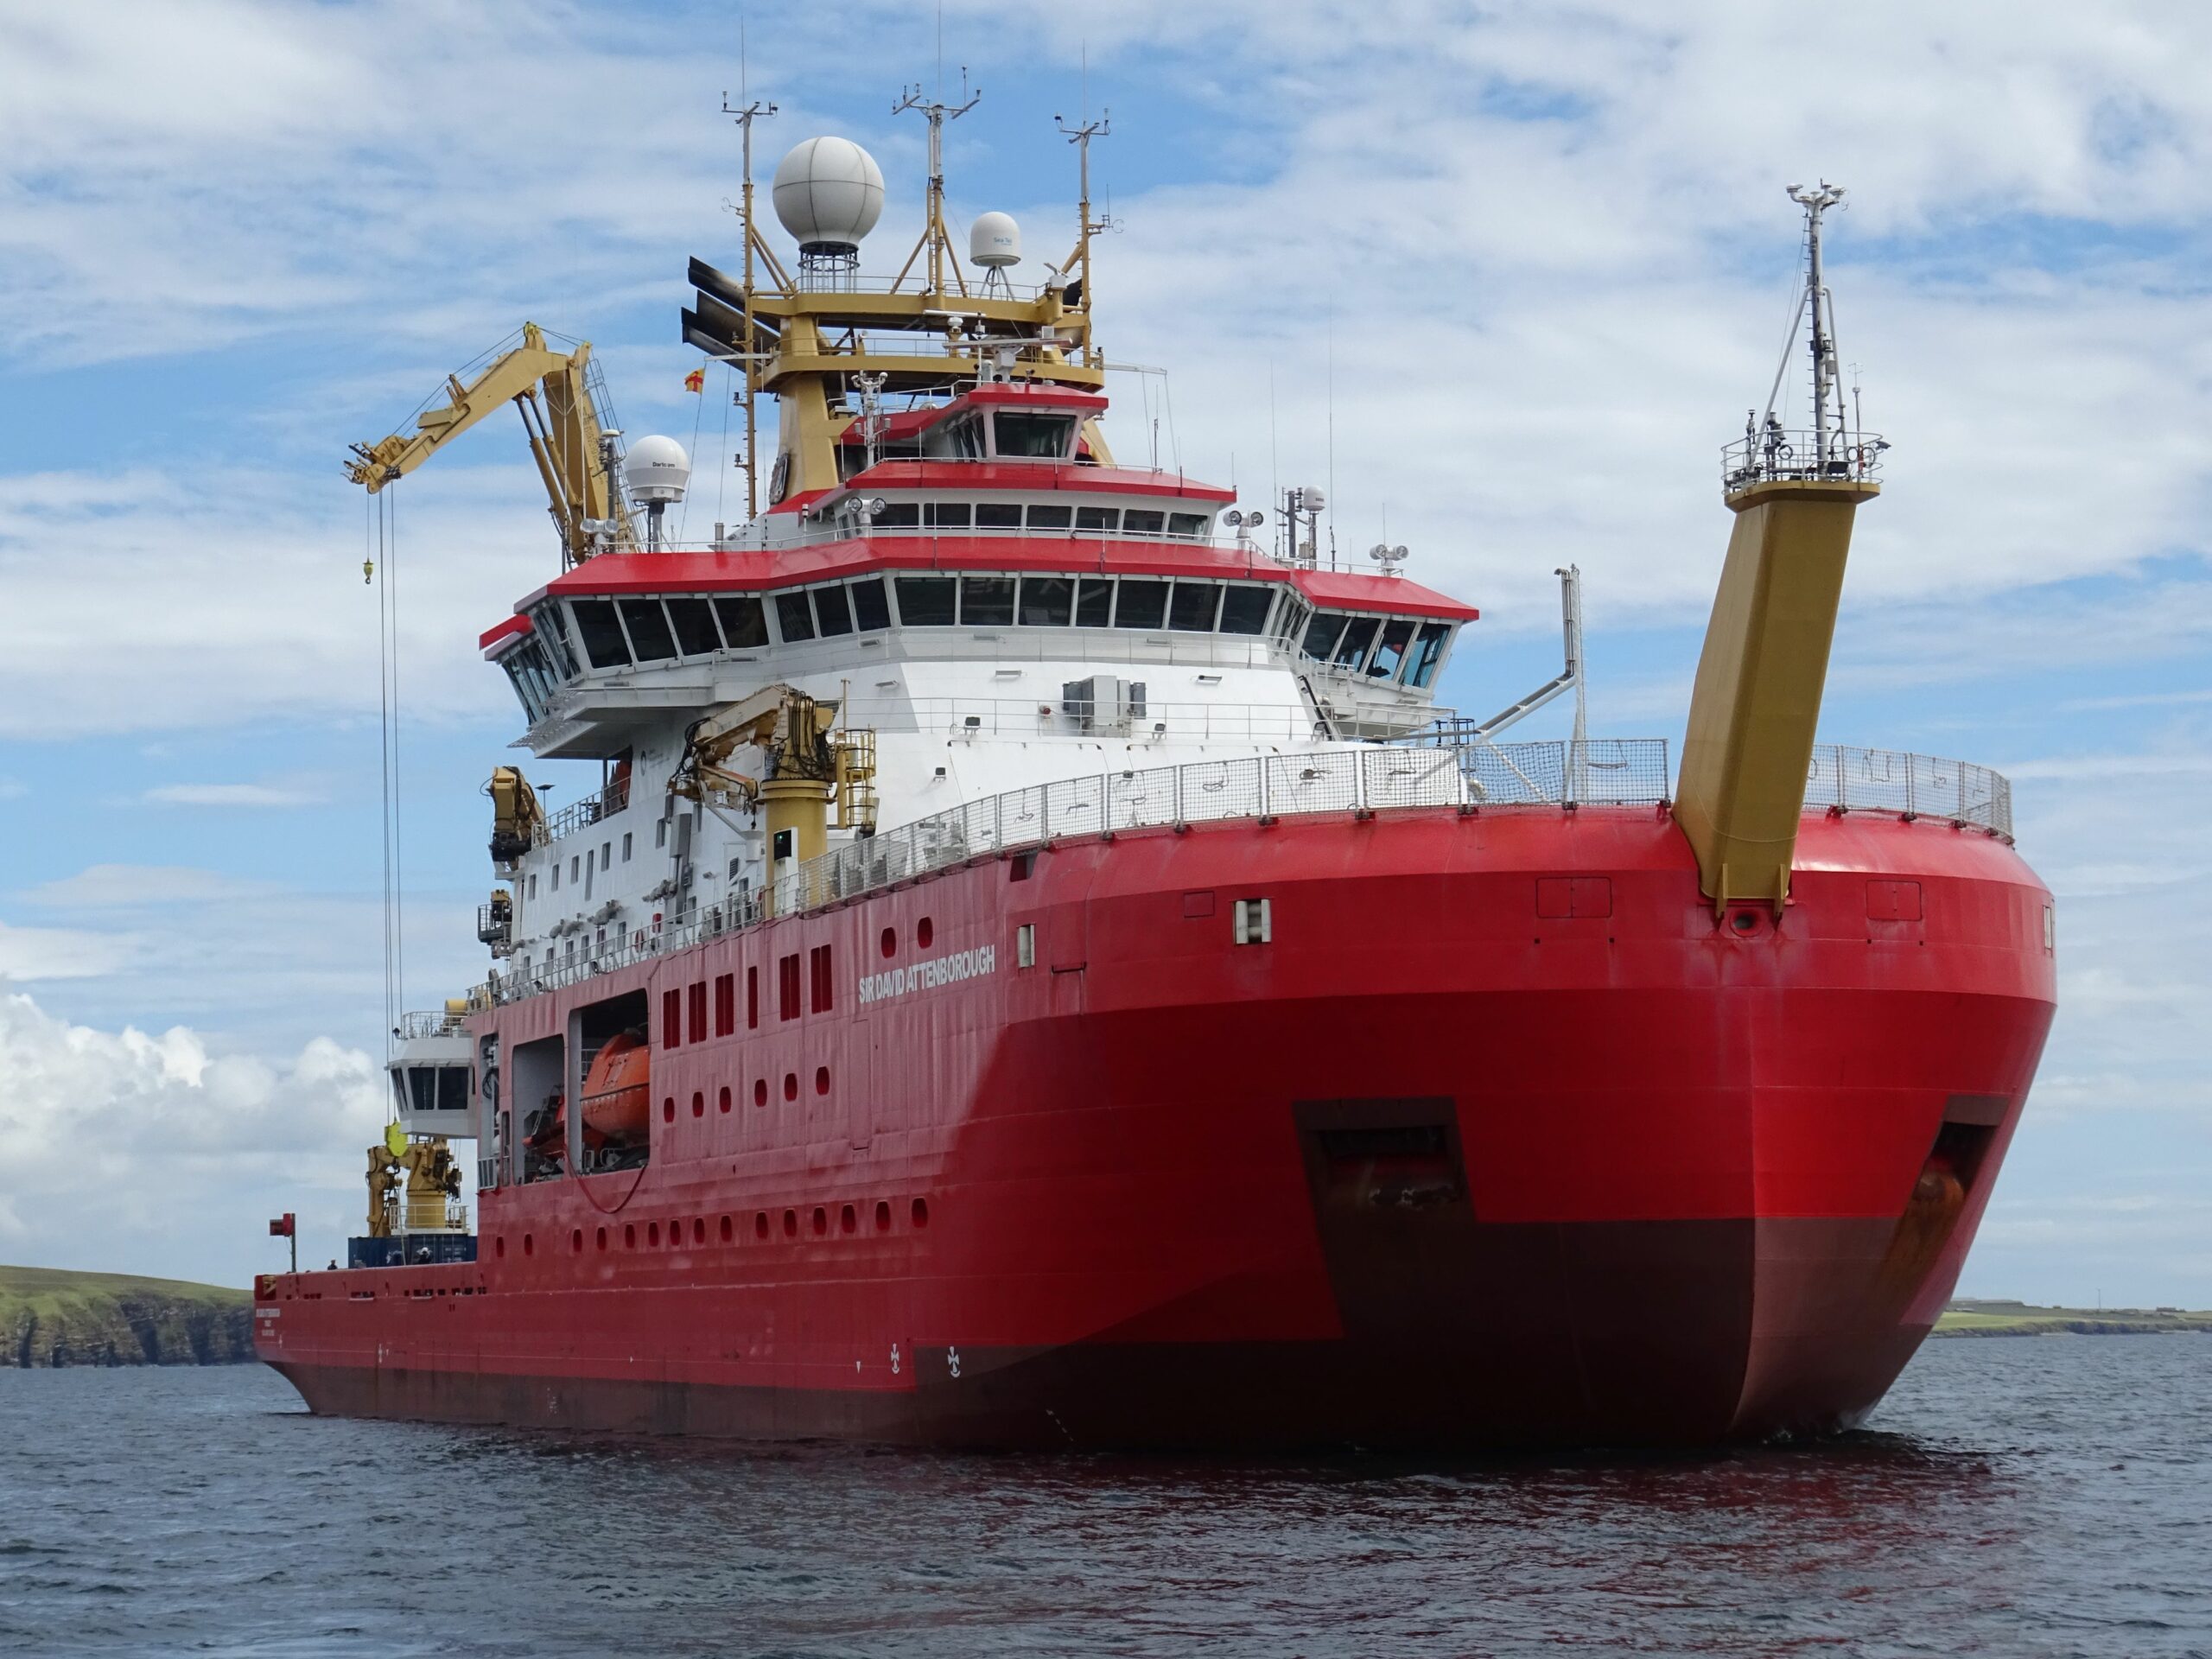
[538,774,632,844]
[483,737,2011,1007]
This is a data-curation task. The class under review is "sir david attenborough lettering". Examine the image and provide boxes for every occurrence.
[858,944,998,1005]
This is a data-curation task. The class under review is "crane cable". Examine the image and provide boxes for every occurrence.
[372,487,405,1061]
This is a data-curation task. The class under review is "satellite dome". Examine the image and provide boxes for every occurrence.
[969,211,1021,269]
[624,435,690,506]
[772,137,886,256]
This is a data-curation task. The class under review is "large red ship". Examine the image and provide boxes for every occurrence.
[255,124,2054,1448]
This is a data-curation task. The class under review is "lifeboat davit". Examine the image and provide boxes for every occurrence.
[581,1033,650,1142]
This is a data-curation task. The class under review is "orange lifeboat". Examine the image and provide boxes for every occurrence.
[581,1033,651,1143]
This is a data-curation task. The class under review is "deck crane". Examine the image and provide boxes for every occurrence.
[345,322,634,564]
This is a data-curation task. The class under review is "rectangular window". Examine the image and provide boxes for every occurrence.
[655,817,667,849]
[1075,505,1118,533]
[850,576,891,631]
[1368,618,1415,679]
[569,855,580,883]
[601,842,612,871]
[1234,898,1273,945]
[976,502,1020,529]
[1122,508,1166,535]
[1218,585,1273,636]
[688,981,708,1045]
[662,988,682,1048]
[747,964,760,1029]
[1018,576,1073,626]
[714,973,735,1037]
[569,600,631,669]
[1333,618,1379,671]
[621,832,632,862]
[1114,578,1169,630]
[994,410,1077,458]
[1168,582,1220,632]
[1302,612,1348,661]
[775,592,816,642]
[619,599,678,663]
[814,585,855,637]
[778,953,801,1020]
[894,575,957,626]
[1074,578,1114,627]
[924,502,971,528]
[713,596,769,649]
[1017,924,1035,969]
[1027,505,1073,530]
[959,575,1016,626]
[809,944,834,1013]
[1167,512,1211,538]
[550,864,560,892]
[665,597,722,657]
[1406,622,1450,688]
[872,502,921,528]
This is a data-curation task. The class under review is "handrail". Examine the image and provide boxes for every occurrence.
[484,738,2011,1008]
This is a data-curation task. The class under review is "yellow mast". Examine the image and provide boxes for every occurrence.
[1675,182,1885,915]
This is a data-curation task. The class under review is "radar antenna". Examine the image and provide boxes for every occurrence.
[890,70,981,297]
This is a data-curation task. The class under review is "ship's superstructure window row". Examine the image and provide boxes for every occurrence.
[846,501,1212,538]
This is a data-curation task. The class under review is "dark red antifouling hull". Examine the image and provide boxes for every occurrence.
[257,804,2055,1448]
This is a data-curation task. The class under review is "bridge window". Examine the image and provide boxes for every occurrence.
[1122,508,1166,535]
[1167,512,1211,538]
[619,599,677,663]
[1076,505,1118,533]
[775,592,816,642]
[850,577,891,631]
[531,604,578,677]
[1333,618,1378,671]
[1075,578,1114,626]
[1027,505,1073,531]
[1168,581,1220,632]
[873,503,920,528]
[1019,576,1073,626]
[959,576,1015,626]
[976,502,1020,529]
[925,501,970,529]
[714,596,769,649]
[894,576,956,626]
[923,412,985,461]
[1368,618,1415,679]
[570,601,631,669]
[1301,612,1346,661]
[1115,579,1168,630]
[994,410,1077,459]
[814,584,855,637]
[666,598,721,658]
[1406,622,1450,688]
[1220,585,1273,635]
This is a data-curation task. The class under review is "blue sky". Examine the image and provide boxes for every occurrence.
[1,0,2207,1300]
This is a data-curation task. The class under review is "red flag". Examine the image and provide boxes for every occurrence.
[268,1213,295,1237]
[683,368,705,393]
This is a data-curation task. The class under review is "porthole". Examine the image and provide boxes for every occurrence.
[755,1212,770,1240]
[812,1206,829,1236]
[624,1224,636,1249]
[753,1077,768,1108]
[917,916,934,949]
[691,1090,705,1118]
[495,1236,507,1259]
[783,1209,798,1238]
[523,1233,535,1256]
[663,1096,675,1123]
[720,1215,734,1243]
[911,1198,930,1229]
[841,1204,857,1235]
[880,926,897,959]
[692,1217,705,1245]
[595,1227,607,1252]
[648,1221,660,1246]
[571,1229,582,1254]
[784,1072,798,1103]
[874,1200,892,1233]
[718,1085,732,1114]
[815,1065,830,1096]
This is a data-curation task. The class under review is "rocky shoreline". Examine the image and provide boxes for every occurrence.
[1,1266,255,1368]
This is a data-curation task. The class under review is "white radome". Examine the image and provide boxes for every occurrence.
[772,137,886,254]
[969,211,1021,268]
[624,435,690,505]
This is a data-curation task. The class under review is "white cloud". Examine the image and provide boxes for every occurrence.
[0,920,135,981]
[19,865,267,907]
[141,781,329,809]
[0,989,385,1281]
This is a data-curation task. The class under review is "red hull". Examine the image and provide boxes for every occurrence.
[257,804,2054,1448]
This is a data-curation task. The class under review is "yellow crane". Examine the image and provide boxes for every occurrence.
[346,322,632,564]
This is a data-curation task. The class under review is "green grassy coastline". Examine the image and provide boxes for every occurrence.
[0,1265,255,1368]
[1936,1298,2212,1338]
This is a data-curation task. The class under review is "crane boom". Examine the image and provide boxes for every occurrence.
[345,322,633,563]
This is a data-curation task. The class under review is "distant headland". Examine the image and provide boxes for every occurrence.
[1,1265,253,1367]
[1937,1298,2212,1338]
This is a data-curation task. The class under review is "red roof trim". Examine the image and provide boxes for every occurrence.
[531,542,1478,620]
[832,461,1236,503]
[478,612,532,654]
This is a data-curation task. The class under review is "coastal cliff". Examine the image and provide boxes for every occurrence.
[0,1265,255,1367]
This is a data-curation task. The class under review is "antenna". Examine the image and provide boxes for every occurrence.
[1777,181,1845,467]
[721,28,777,518]
[1055,66,1111,371]
[892,69,981,297]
